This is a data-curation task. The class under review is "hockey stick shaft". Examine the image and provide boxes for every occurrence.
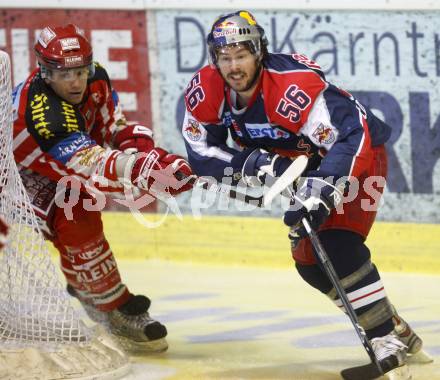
[183,156,307,208]
[187,176,264,207]
[301,217,383,375]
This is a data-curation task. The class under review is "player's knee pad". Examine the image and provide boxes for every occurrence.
[295,262,332,294]
[294,229,372,294]
[292,229,371,268]
[318,229,371,278]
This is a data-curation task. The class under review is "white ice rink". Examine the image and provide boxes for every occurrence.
[97,260,440,380]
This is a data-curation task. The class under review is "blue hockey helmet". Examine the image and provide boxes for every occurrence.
[207,10,268,67]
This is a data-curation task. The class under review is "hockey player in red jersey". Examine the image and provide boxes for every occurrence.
[182,10,429,378]
[13,24,194,353]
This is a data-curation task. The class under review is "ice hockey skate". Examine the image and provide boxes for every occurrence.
[391,306,433,364]
[371,333,411,379]
[67,285,168,353]
[341,332,410,380]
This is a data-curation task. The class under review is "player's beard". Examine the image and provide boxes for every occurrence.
[223,63,262,93]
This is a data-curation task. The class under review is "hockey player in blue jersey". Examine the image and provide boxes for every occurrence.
[181,10,429,379]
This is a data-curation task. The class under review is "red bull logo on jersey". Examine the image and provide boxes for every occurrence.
[311,124,336,145]
[245,123,290,140]
[184,119,202,142]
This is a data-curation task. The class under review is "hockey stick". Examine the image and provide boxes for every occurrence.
[263,155,308,207]
[189,176,265,207]
[185,156,308,208]
[301,217,390,380]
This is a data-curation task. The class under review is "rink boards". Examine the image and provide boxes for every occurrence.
[102,212,440,274]
[84,213,440,379]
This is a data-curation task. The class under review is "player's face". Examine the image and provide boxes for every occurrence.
[46,67,89,104]
[217,44,259,93]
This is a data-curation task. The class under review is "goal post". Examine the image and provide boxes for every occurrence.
[0,50,130,379]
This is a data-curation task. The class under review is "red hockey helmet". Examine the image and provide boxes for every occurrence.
[34,24,94,76]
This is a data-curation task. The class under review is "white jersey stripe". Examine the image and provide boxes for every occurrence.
[20,147,42,167]
[13,128,30,150]
[48,160,69,177]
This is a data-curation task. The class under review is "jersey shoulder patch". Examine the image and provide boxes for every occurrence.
[184,65,225,124]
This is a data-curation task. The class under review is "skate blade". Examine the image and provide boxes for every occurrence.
[114,335,168,355]
[407,349,433,364]
[387,364,411,380]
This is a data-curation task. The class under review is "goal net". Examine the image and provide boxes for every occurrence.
[0,50,129,379]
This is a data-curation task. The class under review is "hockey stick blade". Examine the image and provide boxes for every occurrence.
[341,356,399,380]
[263,155,308,207]
[341,362,383,380]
